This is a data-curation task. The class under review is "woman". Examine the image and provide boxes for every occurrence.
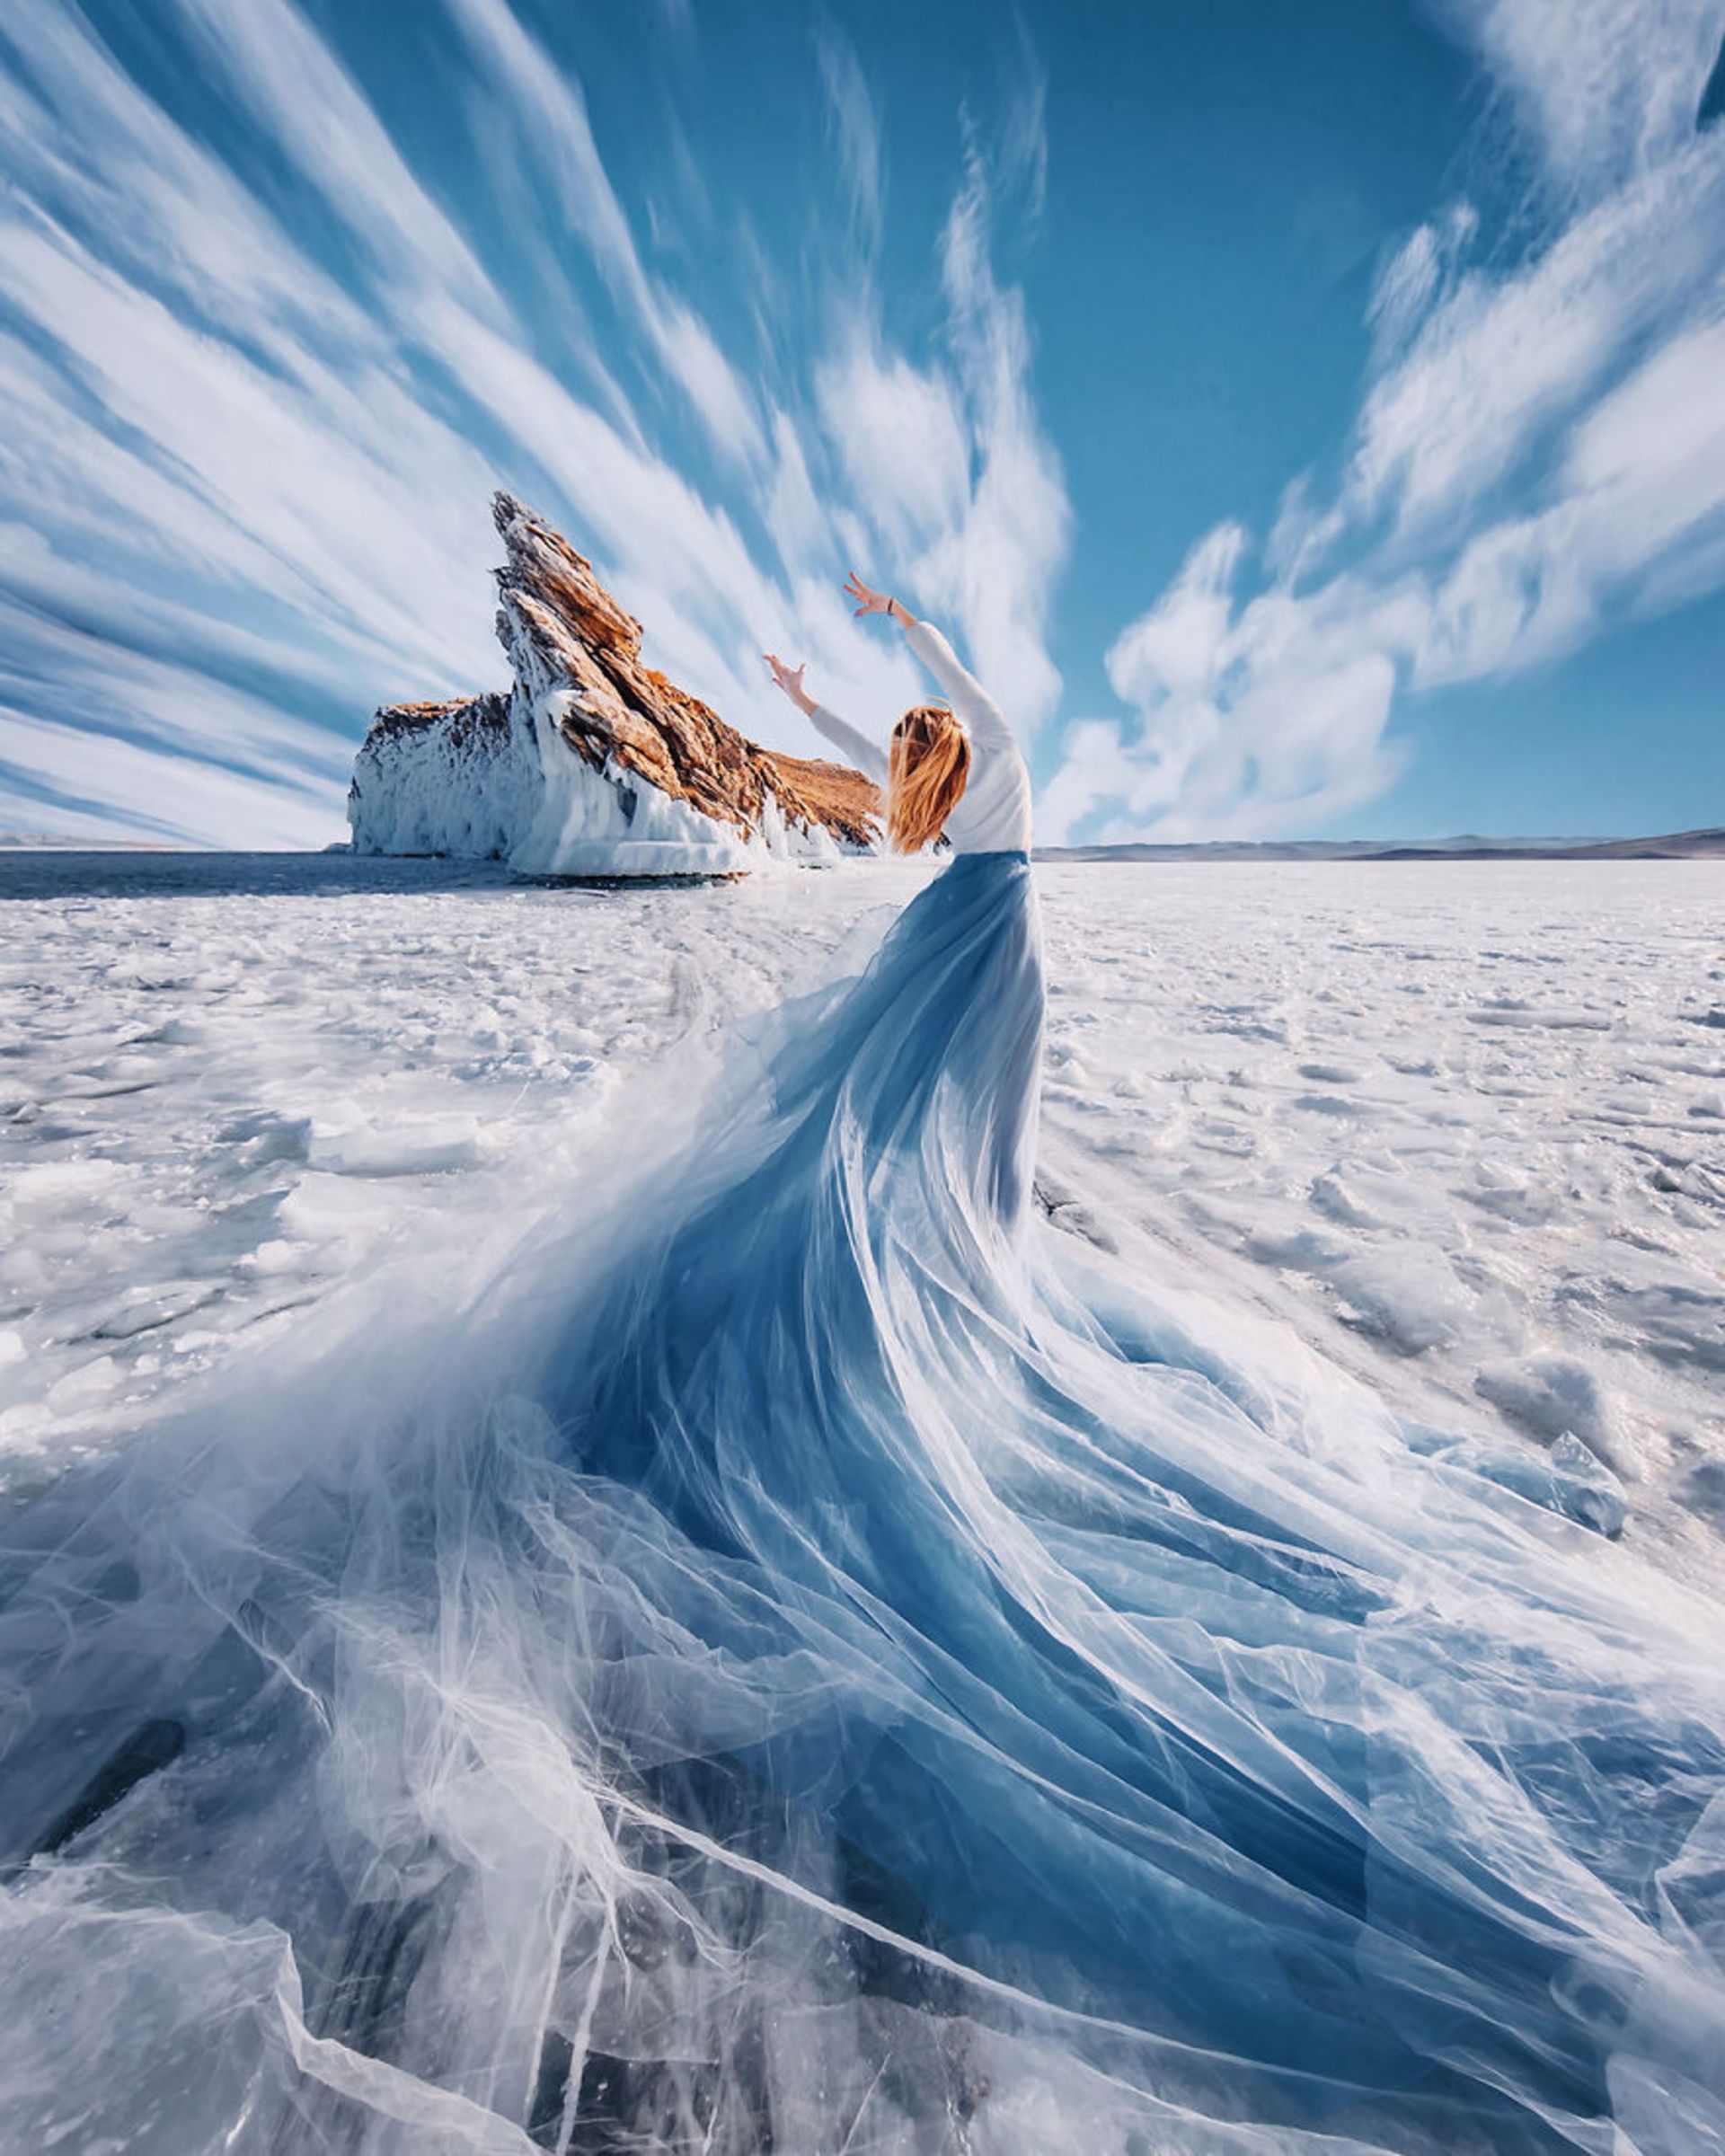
[1,582,1722,2155]
[766,571,1031,867]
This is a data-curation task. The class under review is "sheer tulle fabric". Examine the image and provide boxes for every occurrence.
[2,851,1723,2154]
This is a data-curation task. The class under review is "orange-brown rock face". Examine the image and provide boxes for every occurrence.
[490,493,881,853]
[758,749,886,842]
[350,496,883,871]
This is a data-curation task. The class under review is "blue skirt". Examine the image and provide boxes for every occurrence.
[2,850,1722,2153]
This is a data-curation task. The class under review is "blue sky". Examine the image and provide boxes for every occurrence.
[0,0,1721,847]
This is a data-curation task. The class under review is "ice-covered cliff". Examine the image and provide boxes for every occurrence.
[349,495,882,876]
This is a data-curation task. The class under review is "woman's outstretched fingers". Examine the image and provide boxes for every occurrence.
[765,652,811,710]
[845,571,889,616]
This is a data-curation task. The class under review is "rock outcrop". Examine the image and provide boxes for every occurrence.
[349,495,881,876]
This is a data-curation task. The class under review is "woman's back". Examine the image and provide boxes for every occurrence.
[898,614,1032,854]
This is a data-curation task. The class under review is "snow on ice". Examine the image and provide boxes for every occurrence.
[2,850,1722,1586]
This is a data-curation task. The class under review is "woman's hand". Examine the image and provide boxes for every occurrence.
[844,572,895,620]
[764,651,817,714]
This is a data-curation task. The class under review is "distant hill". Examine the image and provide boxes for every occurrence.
[1038,828,1725,863]
[6,824,1721,865]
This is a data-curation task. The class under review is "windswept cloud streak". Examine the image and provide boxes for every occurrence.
[814,59,1069,742]
[1045,0,1725,844]
[0,0,1067,845]
[1436,0,1725,199]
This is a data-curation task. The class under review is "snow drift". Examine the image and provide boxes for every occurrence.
[349,496,882,877]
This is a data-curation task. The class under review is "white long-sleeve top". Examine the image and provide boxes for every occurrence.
[808,616,1033,855]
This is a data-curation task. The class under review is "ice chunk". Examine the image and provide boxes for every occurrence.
[1332,1249,1469,1355]
[306,1118,491,1178]
[1475,1354,1633,1475]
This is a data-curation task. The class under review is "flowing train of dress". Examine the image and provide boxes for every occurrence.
[2,850,1723,2154]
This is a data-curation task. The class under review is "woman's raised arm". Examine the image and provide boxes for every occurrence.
[764,651,889,784]
[842,575,1014,754]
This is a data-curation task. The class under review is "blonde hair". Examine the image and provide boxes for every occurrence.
[887,704,970,853]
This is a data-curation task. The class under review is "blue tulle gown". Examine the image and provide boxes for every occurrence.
[3,847,1724,2155]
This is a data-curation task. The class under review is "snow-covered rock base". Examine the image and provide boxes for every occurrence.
[506,689,855,879]
[349,685,861,878]
[347,694,539,862]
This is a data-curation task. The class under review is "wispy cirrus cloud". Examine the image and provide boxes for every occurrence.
[1433,0,1725,199]
[814,47,1069,741]
[815,23,886,259]
[0,0,1066,846]
[442,0,767,471]
[1044,0,1725,844]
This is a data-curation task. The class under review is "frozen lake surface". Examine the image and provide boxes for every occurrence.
[3,849,1722,1585]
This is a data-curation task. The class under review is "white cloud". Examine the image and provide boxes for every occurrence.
[1419,307,1725,680]
[1343,145,1725,545]
[815,25,885,257]
[1105,525,1245,712]
[0,705,342,850]
[927,130,1069,732]
[0,599,353,786]
[443,0,765,468]
[1039,531,1419,844]
[172,0,497,313]
[0,217,499,683]
[995,22,1050,229]
[1366,203,1479,362]
[814,110,1070,741]
[1431,0,1725,199]
[1050,0,1725,844]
